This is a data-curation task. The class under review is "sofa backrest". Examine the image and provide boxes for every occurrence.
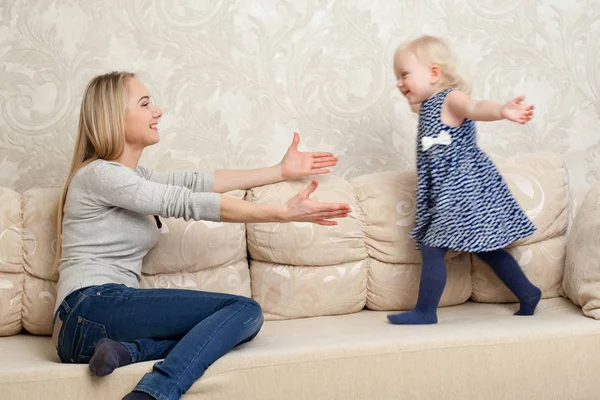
[0,153,567,336]
[248,153,568,319]
[0,188,249,336]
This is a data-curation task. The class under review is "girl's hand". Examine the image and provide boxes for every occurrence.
[283,180,351,226]
[501,96,534,124]
[279,132,338,179]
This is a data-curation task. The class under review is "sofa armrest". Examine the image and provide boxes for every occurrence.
[0,188,24,336]
[563,181,600,318]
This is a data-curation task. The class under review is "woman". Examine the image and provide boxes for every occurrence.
[52,71,351,400]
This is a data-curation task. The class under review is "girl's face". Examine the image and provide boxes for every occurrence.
[124,78,163,150]
[394,49,439,105]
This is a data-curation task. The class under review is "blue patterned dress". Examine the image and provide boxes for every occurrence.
[410,89,536,252]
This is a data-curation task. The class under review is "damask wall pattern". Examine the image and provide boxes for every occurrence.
[1,0,599,216]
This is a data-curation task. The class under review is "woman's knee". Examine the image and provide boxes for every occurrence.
[244,297,264,318]
[240,297,264,334]
[220,295,264,335]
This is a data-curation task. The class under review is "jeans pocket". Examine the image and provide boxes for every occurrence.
[87,283,128,298]
[71,317,108,364]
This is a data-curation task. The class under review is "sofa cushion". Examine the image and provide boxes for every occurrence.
[471,235,566,303]
[250,259,368,319]
[350,171,472,310]
[12,187,251,336]
[563,180,600,319]
[471,153,567,303]
[0,188,24,336]
[248,153,567,316]
[1,298,600,400]
[246,175,367,319]
[350,170,420,264]
[499,153,568,245]
[141,189,250,298]
[21,188,61,335]
[367,255,472,310]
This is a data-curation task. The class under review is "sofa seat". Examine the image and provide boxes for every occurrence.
[1,297,599,400]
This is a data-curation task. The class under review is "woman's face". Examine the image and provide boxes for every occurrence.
[124,78,163,149]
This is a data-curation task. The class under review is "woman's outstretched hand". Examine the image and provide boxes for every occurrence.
[279,132,339,179]
[283,179,351,226]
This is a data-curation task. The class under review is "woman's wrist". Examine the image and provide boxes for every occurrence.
[274,162,286,181]
[277,204,290,222]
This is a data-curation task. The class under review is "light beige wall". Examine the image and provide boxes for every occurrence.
[1,0,598,215]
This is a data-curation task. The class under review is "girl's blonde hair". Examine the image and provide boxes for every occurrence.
[397,35,471,94]
[54,71,135,267]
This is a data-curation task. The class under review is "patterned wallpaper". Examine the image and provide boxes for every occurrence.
[1,0,599,216]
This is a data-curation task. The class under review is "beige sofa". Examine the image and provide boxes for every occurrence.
[1,153,600,400]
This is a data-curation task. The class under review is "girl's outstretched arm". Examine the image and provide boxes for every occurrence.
[446,90,534,124]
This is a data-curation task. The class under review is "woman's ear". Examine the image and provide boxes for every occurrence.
[430,64,442,84]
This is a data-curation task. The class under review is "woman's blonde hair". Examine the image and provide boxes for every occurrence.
[54,71,135,267]
[396,35,471,94]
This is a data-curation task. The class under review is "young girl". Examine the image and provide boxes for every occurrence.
[387,35,541,325]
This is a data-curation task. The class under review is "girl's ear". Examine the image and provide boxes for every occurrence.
[430,64,442,84]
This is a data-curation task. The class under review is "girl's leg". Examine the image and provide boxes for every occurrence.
[387,244,448,325]
[475,249,542,315]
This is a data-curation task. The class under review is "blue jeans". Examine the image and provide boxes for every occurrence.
[52,284,264,400]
